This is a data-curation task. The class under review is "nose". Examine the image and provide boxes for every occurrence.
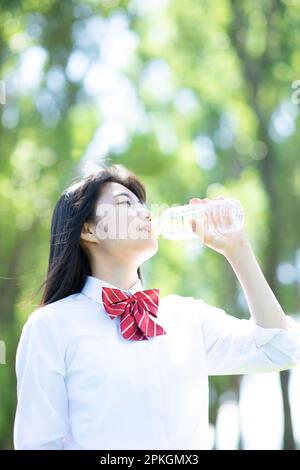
[139,206,151,221]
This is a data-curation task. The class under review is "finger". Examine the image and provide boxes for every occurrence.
[212,205,222,230]
[189,198,204,204]
[189,211,208,243]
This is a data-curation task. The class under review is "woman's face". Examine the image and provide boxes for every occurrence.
[85,182,158,264]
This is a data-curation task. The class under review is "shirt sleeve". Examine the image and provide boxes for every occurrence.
[14,311,69,450]
[192,298,300,376]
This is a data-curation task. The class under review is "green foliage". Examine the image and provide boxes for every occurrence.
[0,0,299,449]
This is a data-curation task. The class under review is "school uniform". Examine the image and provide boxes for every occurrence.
[14,275,300,450]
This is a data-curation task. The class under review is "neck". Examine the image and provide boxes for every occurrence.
[89,254,140,291]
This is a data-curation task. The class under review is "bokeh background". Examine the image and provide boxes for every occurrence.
[0,0,300,450]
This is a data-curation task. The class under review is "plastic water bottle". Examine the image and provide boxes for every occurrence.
[155,198,244,241]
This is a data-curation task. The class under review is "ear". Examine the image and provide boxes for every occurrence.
[80,222,97,243]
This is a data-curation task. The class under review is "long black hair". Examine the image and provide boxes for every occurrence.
[38,164,147,307]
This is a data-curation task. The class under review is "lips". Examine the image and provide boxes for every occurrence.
[139,222,152,232]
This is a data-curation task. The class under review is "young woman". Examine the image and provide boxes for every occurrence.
[14,164,300,450]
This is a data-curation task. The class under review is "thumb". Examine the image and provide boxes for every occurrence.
[188,214,206,243]
[189,198,203,204]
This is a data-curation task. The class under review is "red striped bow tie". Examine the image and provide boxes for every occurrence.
[102,287,167,341]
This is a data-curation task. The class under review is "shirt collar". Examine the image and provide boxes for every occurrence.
[81,275,144,305]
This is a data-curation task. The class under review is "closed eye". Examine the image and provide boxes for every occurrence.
[117,199,131,206]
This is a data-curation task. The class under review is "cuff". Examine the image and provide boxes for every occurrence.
[252,316,300,366]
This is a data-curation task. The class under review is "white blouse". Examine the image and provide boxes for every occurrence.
[14,275,300,450]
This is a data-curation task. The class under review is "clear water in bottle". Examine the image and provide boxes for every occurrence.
[155,198,244,241]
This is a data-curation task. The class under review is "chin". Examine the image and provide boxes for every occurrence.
[137,236,158,250]
[133,236,159,258]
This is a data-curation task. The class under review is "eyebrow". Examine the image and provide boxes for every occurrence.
[113,192,131,199]
[113,192,139,202]
[112,192,146,208]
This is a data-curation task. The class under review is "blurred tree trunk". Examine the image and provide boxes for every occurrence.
[280,370,294,449]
